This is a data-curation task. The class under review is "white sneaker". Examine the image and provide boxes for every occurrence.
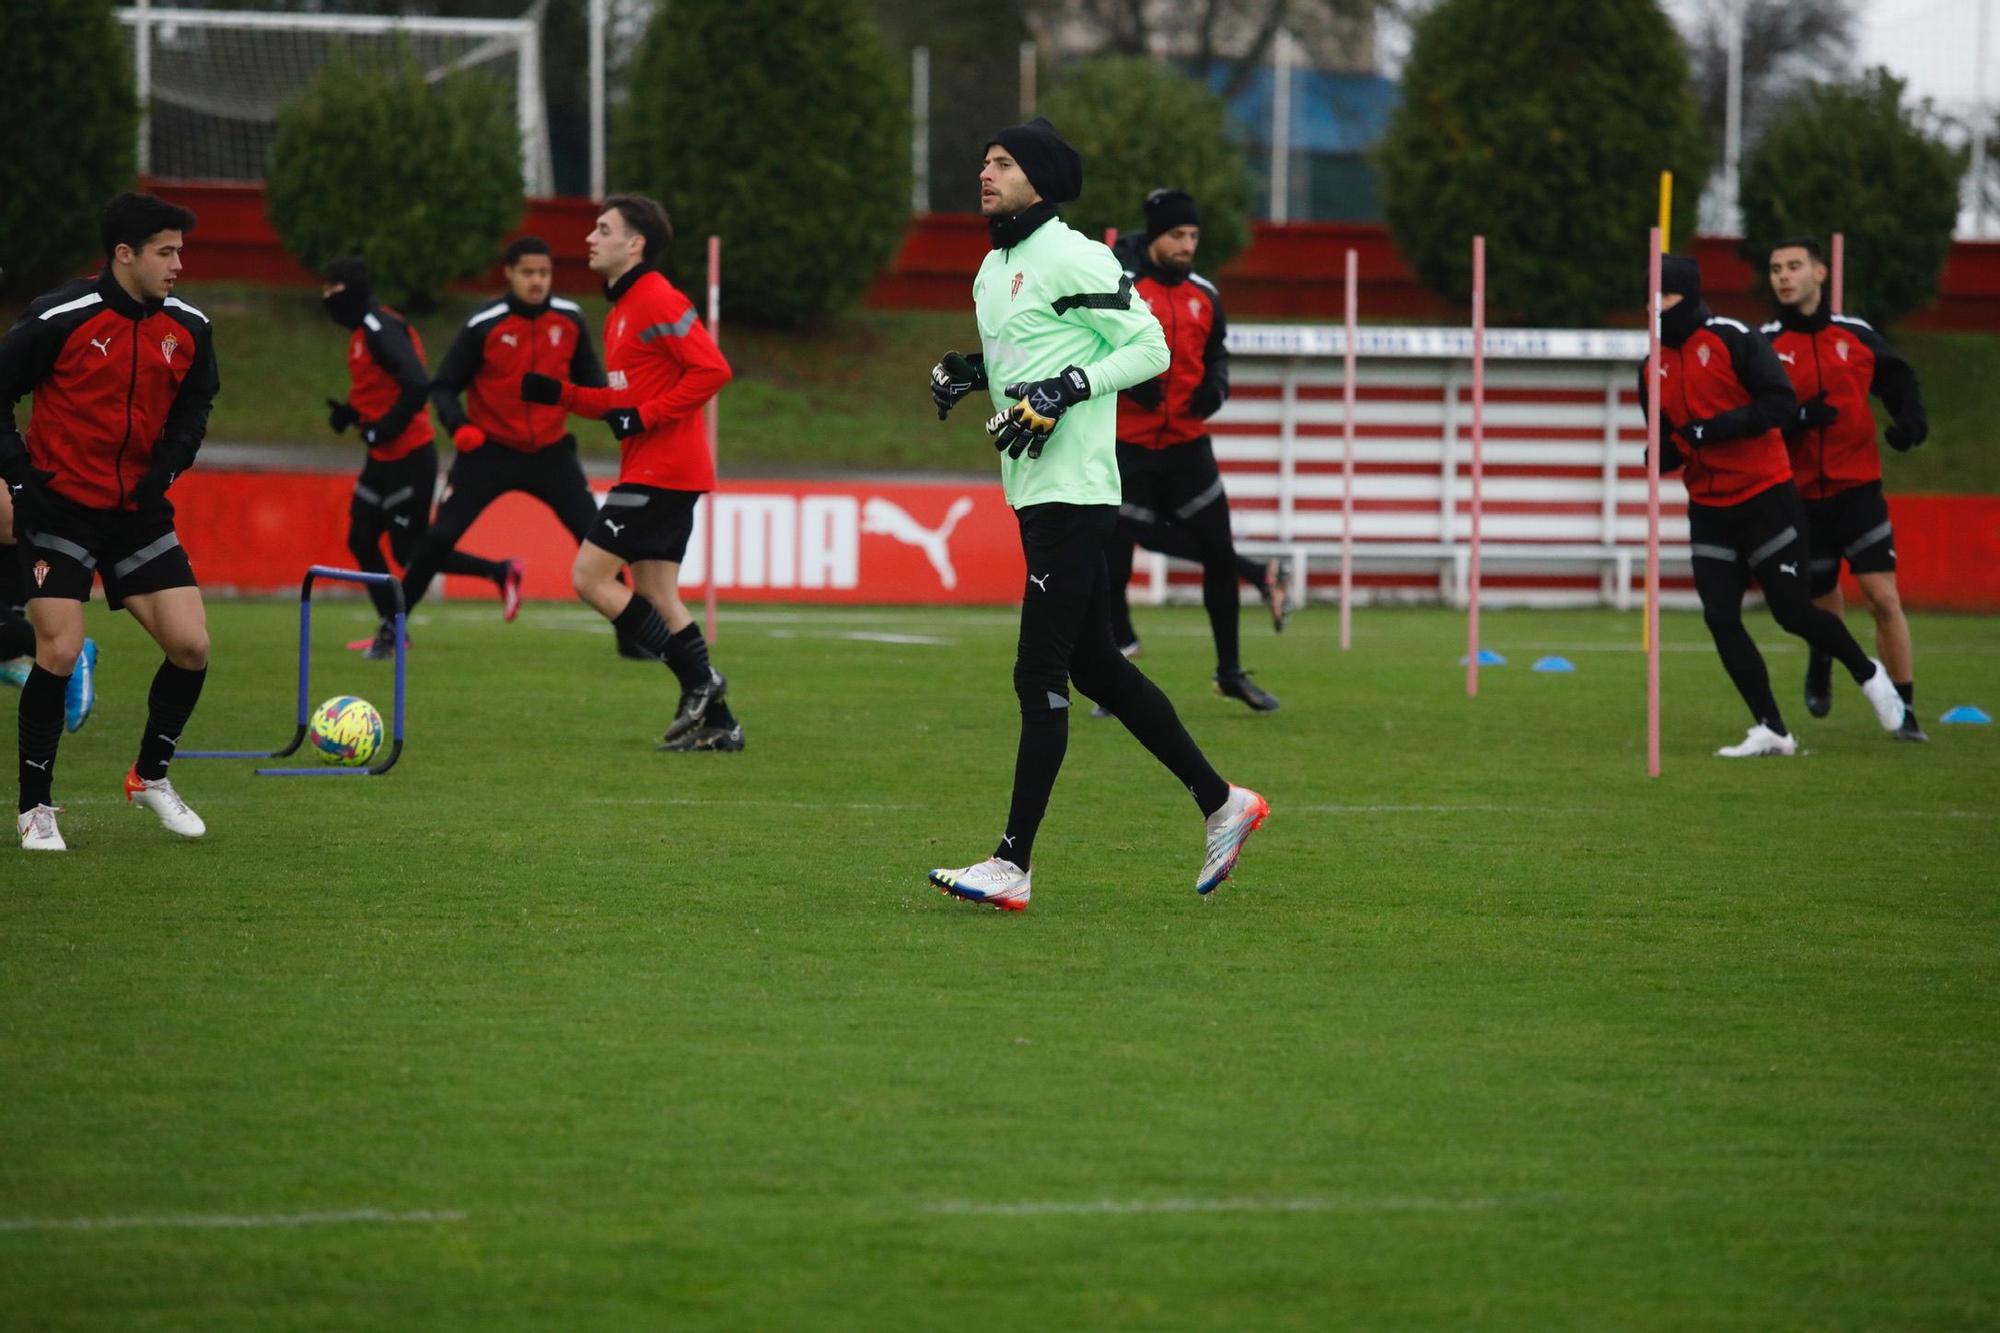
[929,857,1031,911]
[1716,724,1798,758]
[1197,785,1270,894]
[17,804,65,851]
[125,769,206,838]
[1858,660,1905,732]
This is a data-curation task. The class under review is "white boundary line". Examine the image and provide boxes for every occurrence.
[0,1208,466,1234]
[926,1195,1531,1218]
[575,797,922,811]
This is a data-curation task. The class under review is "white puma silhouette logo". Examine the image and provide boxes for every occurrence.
[604,519,625,536]
[1001,834,1014,848]
[90,336,112,356]
[1777,352,1795,364]
[1028,573,1051,592]
[499,333,518,347]
[392,515,410,528]
[25,759,49,771]
[861,496,974,590]
[1779,562,1798,576]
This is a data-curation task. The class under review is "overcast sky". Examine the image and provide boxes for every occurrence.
[1846,0,1993,110]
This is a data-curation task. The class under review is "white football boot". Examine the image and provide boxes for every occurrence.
[17,804,65,852]
[125,769,207,839]
[1857,659,1906,732]
[1197,785,1270,894]
[929,857,1031,911]
[1716,724,1798,758]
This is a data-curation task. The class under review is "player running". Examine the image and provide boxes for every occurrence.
[925,118,1268,910]
[1641,255,1904,757]
[1107,188,1280,712]
[518,194,745,751]
[1762,237,1930,740]
[0,192,220,849]
[319,256,517,660]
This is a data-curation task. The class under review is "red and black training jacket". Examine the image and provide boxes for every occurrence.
[1760,306,1925,499]
[1111,233,1229,449]
[1636,304,1796,508]
[0,269,218,511]
[344,305,434,463]
[430,293,604,451]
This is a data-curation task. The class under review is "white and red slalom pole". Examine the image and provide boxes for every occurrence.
[1830,231,1845,315]
[1645,230,1664,778]
[704,234,721,643]
[1465,235,1486,697]
[1340,247,1358,650]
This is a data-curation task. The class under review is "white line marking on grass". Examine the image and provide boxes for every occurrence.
[927,1196,1524,1218]
[576,797,921,812]
[0,1208,466,1234]
[1299,802,1994,821]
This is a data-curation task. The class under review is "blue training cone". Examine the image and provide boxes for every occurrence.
[1532,656,1577,673]
[1458,649,1507,667]
[1940,705,1991,725]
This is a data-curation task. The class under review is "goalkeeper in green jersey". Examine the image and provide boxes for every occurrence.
[924,118,1268,912]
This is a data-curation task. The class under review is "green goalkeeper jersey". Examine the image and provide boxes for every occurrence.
[974,213,1169,509]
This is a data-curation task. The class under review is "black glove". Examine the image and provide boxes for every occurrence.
[0,429,29,489]
[1188,382,1224,419]
[360,419,388,447]
[1886,416,1927,452]
[1674,416,1717,449]
[930,351,986,420]
[521,372,565,405]
[603,408,645,440]
[327,399,361,435]
[1123,376,1164,411]
[132,440,194,510]
[1796,394,1839,430]
[989,366,1091,460]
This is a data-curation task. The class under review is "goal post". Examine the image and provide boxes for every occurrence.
[116,3,553,194]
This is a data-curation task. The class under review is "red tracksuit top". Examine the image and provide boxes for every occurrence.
[345,305,434,463]
[1760,307,1924,500]
[431,293,604,451]
[1114,240,1230,449]
[560,266,730,491]
[0,270,219,511]
[1638,307,1796,508]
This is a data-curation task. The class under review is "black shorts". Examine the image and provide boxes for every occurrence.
[586,484,699,564]
[352,445,440,536]
[16,490,197,609]
[1688,481,1810,576]
[434,438,599,543]
[1115,436,1228,527]
[1803,480,1896,595]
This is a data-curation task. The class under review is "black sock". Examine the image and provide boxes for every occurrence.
[996,709,1068,869]
[1806,649,1832,693]
[1202,562,1241,677]
[18,665,66,811]
[609,592,676,660]
[1895,680,1914,707]
[1110,673,1232,815]
[438,551,509,584]
[135,662,207,782]
[661,623,717,696]
[1238,553,1269,594]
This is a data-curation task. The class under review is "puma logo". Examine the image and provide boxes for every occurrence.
[392,515,411,528]
[25,759,49,771]
[860,496,974,590]
[89,336,112,357]
[499,333,518,347]
[604,519,625,536]
[1001,834,1015,849]
[1028,573,1051,592]
[1777,351,1795,364]
[1779,562,1798,577]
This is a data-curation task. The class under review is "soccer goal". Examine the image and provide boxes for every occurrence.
[115,3,553,194]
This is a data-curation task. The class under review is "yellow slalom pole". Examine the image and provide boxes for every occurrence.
[1644,172,1672,654]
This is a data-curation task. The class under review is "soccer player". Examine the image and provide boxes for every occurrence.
[1762,237,1929,740]
[1641,255,1905,756]
[1106,188,1280,712]
[518,194,745,751]
[396,236,648,656]
[319,256,517,660]
[0,191,219,850]
[924,118,1268,910]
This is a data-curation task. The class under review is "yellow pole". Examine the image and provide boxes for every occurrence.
[1644,172,1673,654]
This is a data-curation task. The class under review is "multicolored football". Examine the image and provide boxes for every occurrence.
[309,695,384,767]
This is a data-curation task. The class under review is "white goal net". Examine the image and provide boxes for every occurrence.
[116,5,553,194]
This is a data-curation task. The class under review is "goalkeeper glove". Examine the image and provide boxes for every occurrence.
[989,366,1090,460]
[930,351,986,419]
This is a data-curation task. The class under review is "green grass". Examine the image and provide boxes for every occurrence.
[2,600,1995,1330]
[25,284,1995,488]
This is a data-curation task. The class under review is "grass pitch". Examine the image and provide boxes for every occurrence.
[3,599,1995,1331]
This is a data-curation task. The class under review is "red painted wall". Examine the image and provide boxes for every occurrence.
[143,180,2000,332]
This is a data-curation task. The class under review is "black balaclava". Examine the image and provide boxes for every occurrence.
[1659,254,1706,347]
[321,255,373,329]
[1143,189,1200,241]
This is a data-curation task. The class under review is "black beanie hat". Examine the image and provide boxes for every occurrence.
[1143,189,1200,241]
[320,255,373,329]
[1660,255,1701,301]
[987,117,1083,205]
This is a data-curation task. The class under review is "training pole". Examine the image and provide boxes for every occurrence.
[1465,235,1486,696]
[704,235,720,642]
[1340,247,1357,651]
[1645,172,1672,657]
[1645,231,1664,778]
[1830,231,1845,315]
